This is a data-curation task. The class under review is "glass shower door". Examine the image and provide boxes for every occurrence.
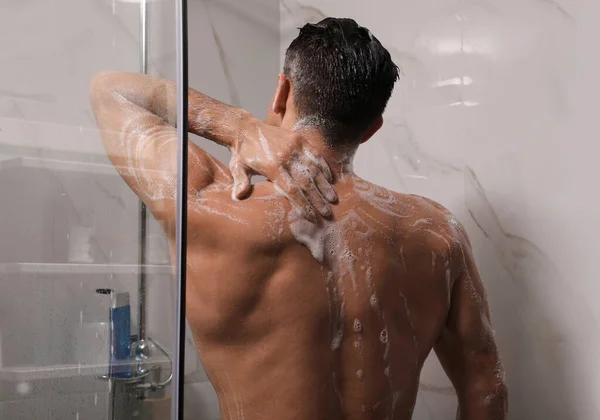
[0,0,185,418]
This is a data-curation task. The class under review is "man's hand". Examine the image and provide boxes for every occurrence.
[229,119,337,222]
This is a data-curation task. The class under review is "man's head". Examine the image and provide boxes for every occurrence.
[267,18,399,148]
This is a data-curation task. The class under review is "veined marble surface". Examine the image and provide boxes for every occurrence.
[281,0,600,419]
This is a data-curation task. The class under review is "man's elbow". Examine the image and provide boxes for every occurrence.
[458,375,508,419]
[483,379,508,411]
[89,72,108,110]
[89,71,123,105]
[90,71,110,93]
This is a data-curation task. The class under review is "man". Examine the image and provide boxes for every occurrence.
[90,17,507,420]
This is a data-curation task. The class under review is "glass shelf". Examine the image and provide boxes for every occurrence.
[0,263,172,275]
[0,156,120,175]
[0,356,170,382]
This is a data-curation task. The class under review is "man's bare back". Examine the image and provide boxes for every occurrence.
[90,17,506,419]
[182,170,500,420]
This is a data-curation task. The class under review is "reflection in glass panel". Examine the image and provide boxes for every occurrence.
[0,0,179,418]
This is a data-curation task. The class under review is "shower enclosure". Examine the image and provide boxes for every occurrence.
[0,0,186,418]
[0,0,280,418]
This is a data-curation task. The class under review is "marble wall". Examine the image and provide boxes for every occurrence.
[280,0,600,419]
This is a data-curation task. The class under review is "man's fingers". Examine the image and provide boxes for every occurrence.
[230,161,252,200]
[304,146,333,183]
[276,170,318,223]
[286,185,318,223]
[315,172,338,204]
[289,159,332,218]
[304,182,332,218]
[304,146,336,203]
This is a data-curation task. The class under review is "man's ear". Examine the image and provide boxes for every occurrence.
[361,116,384,144]
[273,73,290,115]
[265,74,291,127]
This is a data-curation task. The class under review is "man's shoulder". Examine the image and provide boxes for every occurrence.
[397,194,469,251]
[406,194,454,221]
[348,177,463,233]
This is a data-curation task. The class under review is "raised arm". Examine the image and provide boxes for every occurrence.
[434,226,508,419]
[89,71,336,223]
[89,71,231,221]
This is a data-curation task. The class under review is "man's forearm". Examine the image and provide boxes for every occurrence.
[93,71,251,148]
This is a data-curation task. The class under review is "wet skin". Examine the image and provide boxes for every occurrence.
[90,72,507,420]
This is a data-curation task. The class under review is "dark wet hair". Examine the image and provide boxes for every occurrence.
[283,17,399,147]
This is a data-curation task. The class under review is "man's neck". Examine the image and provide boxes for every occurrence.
[289,125,357,183]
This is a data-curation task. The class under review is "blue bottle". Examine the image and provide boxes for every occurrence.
[109,292,132,378]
